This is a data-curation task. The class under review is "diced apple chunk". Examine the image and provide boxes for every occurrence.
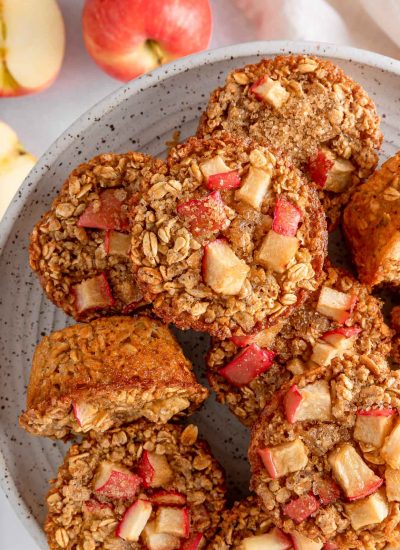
[310,341,338,367]
[321,327,361,351]
[251,76,289,109]
[328,443,383,500]
[235,166,272,210]
[219,344,275,387]
[242,527,292,550]
[206,170,241,191]
[202,239,250,295]
[385,468,400,501]
[104,230,131,256]
[93,461,141,500]
[256,230,299,273]
[381,419,400,468]
[316,287,357,324]
[155,507,190,538]
[200,156,231,179]
[116,499,152,541]
[324,157,355,193]
[77,188,129,230]
[142,521,181,550]
[291,531,323,550]
[72,273,114,314]
[72,400,98,430]
[313,477,340,505]
[307,150,334,189]
[177,191,229,237]
[180,533,205,550]
[258,438,308,479]
[138,451,173,488]
[284,381,332,424]
[272,197,302,237]
[283,493,320,523]
[345,490,389,530]
[354,409,395,448]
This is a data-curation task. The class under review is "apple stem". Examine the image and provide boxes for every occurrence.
[145,39,167,66]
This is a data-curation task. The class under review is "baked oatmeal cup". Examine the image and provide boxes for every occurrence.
[343,151,400,287]
[209,495,327,550]
[130,134,327,339]
[207,264,392,426]
[198,55,383,230]
[249,356,400,549]
[45,421,226,549]
[30,152,167,321]
[19,315,208,439]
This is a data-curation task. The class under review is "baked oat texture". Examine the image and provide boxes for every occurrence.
[19,315,208,439]
[343,151,400,287]
[209,496,281,549]
[45,421,226,549]
[249,356,400,549]
[130,134,327,339]
[391,306,400,367]
[206,264,392,427]
[29,152,167,321]
[198,55,383,229]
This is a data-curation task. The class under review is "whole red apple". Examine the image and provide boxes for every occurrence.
[82,0,212,81]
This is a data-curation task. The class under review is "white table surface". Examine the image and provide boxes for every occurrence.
[0,0,399,548]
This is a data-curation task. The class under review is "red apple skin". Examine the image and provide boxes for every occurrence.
[206,170,241,191]
[258,448,278,479]
[357,408,396,417]
[250,76,267,101]
[272,197,302,237]
[322,326,361,340]
[178,192,229,237]
[347,478,383,502]
[181,532,204,549]
[323,543,339,550]
[313,478,341,505]
[72,273,115,315]
[308,150,334,188]
[283,384,302,424]
[84,499,113,513]
[283,493,320,523]
[218,344,275,387]
[230,334,255,347]
[95,469,142,500]
[82,0,212,81]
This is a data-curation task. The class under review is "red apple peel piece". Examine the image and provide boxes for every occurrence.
[72,273,115,314]
[84,499,113,513]
[115,499,152,541]
[94,461,141,500]
[283,493,320,523]
[180,532,205,550]
[272,197,302,237]
[177,191,229,236]
[77,188,129,230]
[358,408,396,417]
[138,451,173,488]
[206,170,241,190]
[308,150,334,188]
[313,478,341,505]
[283,384,303,424]
[219,344,275,387]
[258,448,278,479]
[322,327,361,340]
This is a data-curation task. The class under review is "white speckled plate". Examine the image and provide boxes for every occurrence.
[1,41,400,548]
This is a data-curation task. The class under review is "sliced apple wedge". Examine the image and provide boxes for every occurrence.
[72,273,115,315]
[0,0,65,97]
[0,148,36,218]
[354,409,396,448]
[283,493,320,523]
[345,490,389,530]
[142,520,181,550]
[219,344,275,387]
[235,166,272,210]
[272,197,302,237]
[206,170,241,191]
[200,156,232,180]
[177,191,230,237]
[242,527,292,550]
[116,499,152,541]
[381,419,400,469]
[290,531,323,550]
[138,451,173,489]
[316,287,357,324]
[202,239,250,295]
[284,381,332,424]
[93,461,141,500]
[385,467,400,502]
[258,438,308,479]
[328,443,383,500]
[256,230,299,273]
[155,507,190,538]
[250,76,289,109]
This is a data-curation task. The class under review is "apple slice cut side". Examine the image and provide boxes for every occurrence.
[78,188,129,231]
[104,231,131,256]
[256,230,299,273]
[116,499,152,541]
[272,197,302,237]
[155,507,190,538]
[72,400,98,431]
[235,166,272,210]
[72,273,115,315]
[345,490,389,530]
[283,493,320,523]
[219,343,275,387]
[0,121,18,159]
[206,170,241,191]
[242,527,292,550]
[258,438,308,479]
[250,76,289,109]
[93,461,141,500]
[138,451,174,489]
[1,0,65,96]
[354,408,396,448]
[202,239,250,295]
[316,287,357,324]
[200,156,231,180]
[177,191,230,237]
[284,381,332,424]
[328,443,383,500]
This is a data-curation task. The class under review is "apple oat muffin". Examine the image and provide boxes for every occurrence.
[343,151,400,287]
[207,264,392,426]
[45,421,226,549]
[29,152,167,321]
[198,55,383,230]
[19,315,208,439]
[249,356,400,549]
[130,134,327,339]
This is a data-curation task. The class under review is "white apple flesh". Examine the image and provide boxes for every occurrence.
[0,0,65,96]
[203,239,250,295]
[354,409,395,448]
[155,507,190,538]
[284,381,332,423]
[258,438,308,479]
[256,230,299,273]
[242,527,292,549]
[251,77,289,109]
[385,467,400,501]
[142,521,181,550]
[381,419,400,468]
[290,531,323,550]
[345,490,389,530]
[235,166,272,210]
[200,156,231,180]
[116,499,152,541]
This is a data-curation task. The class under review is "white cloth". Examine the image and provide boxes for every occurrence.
[235,0,400,59]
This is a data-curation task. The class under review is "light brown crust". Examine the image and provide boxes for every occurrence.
[249,356,400,548]
[29,152,167,321]
[198,55,383,230]
[19,315,208,439]
[130,134,327,339]
[206,264,392,426]
[44,421,226,549]
[343,152,400,287]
